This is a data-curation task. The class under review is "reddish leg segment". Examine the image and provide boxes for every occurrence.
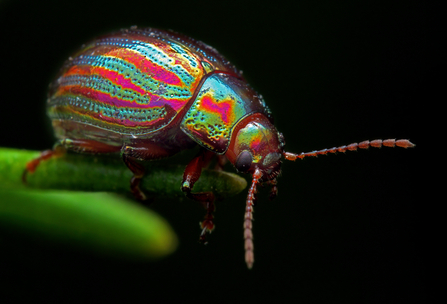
[22,139,122,183]
[60,138,122,154]
[267,179,278,201]
[122,152,147,201]
[181,149,216,243]
[121,143,174,201]
[22,145,66,182]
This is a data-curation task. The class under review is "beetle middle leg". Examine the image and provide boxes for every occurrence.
[121,144,174,201]
[181,148,216,243]
[122,152,147,201]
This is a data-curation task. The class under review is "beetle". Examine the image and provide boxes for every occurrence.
[24,27,415,269]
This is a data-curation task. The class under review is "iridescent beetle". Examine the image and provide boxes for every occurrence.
[24,27,415,268]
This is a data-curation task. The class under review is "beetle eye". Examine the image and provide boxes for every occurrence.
[235,150,253,172]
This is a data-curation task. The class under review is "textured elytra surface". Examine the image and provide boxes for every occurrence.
[47,28,242,144]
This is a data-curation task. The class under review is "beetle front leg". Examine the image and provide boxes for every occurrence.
[181,149,216,243]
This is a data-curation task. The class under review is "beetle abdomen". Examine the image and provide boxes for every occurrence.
[47,28,240,142]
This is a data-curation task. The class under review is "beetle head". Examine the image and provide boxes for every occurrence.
[225,113,284,180]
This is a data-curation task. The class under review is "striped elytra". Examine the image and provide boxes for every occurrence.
[26,27,415,269]
[47,27,270,152]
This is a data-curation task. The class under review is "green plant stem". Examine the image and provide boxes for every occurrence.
[0,147,247,198]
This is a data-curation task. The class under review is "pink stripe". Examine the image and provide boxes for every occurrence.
[109,48,184,86]
[97,68,146,95]
[201,96,232,124]
[59,86,187,111]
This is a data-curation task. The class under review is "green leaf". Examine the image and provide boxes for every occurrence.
[0,190,177,259]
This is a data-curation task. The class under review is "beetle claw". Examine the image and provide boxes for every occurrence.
[199,227,210,245]
[199,215,215,244]
[199,226,214,245]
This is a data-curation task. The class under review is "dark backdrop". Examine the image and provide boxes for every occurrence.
[0,0,430,303]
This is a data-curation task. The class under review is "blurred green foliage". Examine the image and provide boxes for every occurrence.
[0,148,247,259]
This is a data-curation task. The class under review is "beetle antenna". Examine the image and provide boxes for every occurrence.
[244,168,262,269]
[284,139,415,161]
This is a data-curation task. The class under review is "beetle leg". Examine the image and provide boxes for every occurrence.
[181,149,216,243]
[22,143,66,183]
[60,138,122,154]
[122,154,147,201]
[121,144,175,201]
[268,179,278,200]
[23,138,122,183]
[121,146,146,201]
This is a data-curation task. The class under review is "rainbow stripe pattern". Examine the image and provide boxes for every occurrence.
[47,28,271,153]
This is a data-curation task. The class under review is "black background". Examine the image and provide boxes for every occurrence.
[1,0,430,303]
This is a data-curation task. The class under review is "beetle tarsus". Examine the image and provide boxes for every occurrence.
[199,228,209,245]
[22,146,66,184]
[130,175,147,201]
[185,190,216,242]
[199,216,215,244]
